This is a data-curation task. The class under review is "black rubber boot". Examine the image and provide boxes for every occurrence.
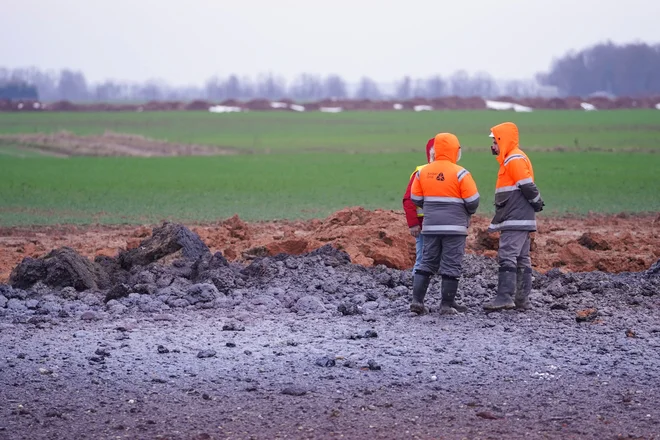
[483,269,517,311]
[410,272,430,315]
[515,267,533,310]
[440,276,467,315]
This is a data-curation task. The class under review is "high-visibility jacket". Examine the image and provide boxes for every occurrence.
[488,122,542,232]
[411,133,480,235]
[403,164,426,227]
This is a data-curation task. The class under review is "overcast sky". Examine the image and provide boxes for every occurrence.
[2,0,659,85]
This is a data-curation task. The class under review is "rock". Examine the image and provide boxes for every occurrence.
[119,223,210,269]
[60,286,78,300]
[186,283,220,304]
[197,350,216,359]
[80,311,100,321]
[367,359,381,371]
[153,313,175,321]
[7,298,27,311]
[10,247,109,291]
[157,345,170,354]
[576,308,599,322]
[338,302,362,316]
[315,356,336,367]
[577,232,611,251]
[222,321,245,331]
[294,296,326,314]
[281,386,307,396]
[105,283,130,302]
[0,294,10,309]
[106,300,127,315]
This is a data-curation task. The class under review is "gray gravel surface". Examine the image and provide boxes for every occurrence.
[1,245,659,439]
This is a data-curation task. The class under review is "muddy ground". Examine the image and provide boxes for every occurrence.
[1,215,659,439]
[0,132,238,157]
[2,208,658,283]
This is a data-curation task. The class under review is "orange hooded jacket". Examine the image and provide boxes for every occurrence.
[411,133,480,235]
[488,122,543,232]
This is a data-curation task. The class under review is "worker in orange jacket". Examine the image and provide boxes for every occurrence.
[483,122,545,311]
[410,133,480,315]
[402,138,435,274]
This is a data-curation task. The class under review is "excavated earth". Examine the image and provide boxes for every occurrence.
[0,210,659,440]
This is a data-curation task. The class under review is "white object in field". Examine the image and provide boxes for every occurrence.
[393,103,403,110]
[270,102,288,109]
[289,104,305,112]
[320,106,343,113]
[17,103,24,109]
[580,102,597,111]
[413,105,433,112]
[33,102,41,109]
[209,105,242,113]
[485,100,533,112]
[655,103,660,110]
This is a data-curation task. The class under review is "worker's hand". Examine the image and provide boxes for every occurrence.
[409,225,421,238]
[531,198,545,212]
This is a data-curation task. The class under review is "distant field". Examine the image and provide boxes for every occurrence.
[1,151,658,225]
[1,110,660,153]
[1,110,658,225]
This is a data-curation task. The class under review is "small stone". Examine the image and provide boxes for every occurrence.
[197,350,216,359]
[157,345,170,354]
[226,342,236,348]
[80,311,100,321]
[367,359,381,371]
[315,356,336,367]
[282,386,307,396]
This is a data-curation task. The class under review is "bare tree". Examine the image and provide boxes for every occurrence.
[289,73,324,101]
[426,75,447,98]
[256,73,286,100]
[449,70,471,96]
[57,69,89,101]
[395,76,412,100]
[354,77,381,99]
[323,74,348,99]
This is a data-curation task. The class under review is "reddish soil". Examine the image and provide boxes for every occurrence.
[1,208,658,282]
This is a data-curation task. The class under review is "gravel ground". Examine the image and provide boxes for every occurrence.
[1,242,659,440]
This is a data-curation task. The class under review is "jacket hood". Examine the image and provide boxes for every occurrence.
[425,138,434,162]
[491,122,519,164]
[433,133,461,163]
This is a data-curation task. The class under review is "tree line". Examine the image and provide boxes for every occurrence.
[2,42,659,102]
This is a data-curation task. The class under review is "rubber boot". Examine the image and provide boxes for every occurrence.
[515,267,533,310]
[440,276,468,315]
[410,273,430,315]
[483,270,517,311]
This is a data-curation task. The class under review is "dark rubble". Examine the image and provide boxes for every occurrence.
[0,223,659,439]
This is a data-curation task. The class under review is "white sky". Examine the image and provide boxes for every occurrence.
[2,0,659,85]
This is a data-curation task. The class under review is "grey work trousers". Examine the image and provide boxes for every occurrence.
[416,234,467,278]
[498,230,532,271]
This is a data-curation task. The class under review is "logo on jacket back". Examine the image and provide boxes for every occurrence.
[436,172,445,181]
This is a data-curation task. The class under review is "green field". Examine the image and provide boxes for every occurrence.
[1,110,659,225]
[1,110,660,153]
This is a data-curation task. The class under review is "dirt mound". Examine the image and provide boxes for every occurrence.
[1,209,658,284]
[0,131,238,157]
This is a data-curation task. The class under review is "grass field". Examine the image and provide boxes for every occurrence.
[1,110,659,225]
[1,110,660,153]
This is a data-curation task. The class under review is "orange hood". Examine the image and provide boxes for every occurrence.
[491,122,519,164]
[433,133,461,163]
